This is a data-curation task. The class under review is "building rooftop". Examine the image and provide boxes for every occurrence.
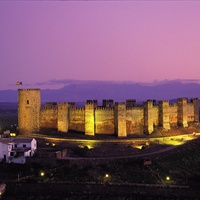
[11,138,35,144]
[0,138,14,145]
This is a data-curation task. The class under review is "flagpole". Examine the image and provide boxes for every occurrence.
[16,82,22,89]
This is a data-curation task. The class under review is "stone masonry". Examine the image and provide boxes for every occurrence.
[18,89,199,137]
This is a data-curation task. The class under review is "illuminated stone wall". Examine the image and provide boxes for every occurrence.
[169,104,178,125]
[40,108,58,131]
[188,98,199,122]
[95,108,114,134]
[159,101,170,130]
[191,98,199,122]
[187,102,195,122]
[69,108,85,132]
[57,102,69,132]
[152,106,159,126]
[126,107,144,134]
[144,101,154,134]
[115,103,127,137]
[18,89,199,137]
[85,102,95,136]
[18,89,40,134]
[177,98,188,127]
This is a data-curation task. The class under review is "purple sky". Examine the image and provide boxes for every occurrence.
[0,1,200,90]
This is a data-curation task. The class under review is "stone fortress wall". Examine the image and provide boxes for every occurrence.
[18,89,199,137]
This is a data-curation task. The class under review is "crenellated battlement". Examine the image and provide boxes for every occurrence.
[18,88,40,91]
[40,107,58,111]
[191,98,198,101]
[86,100,97,103]
[70,107,85,111]
[115,102,126,106]
[126,106,143,110]
[86,102,94,105]
[96,107,114,110]
[158,100,169,104]
[145,99,157,106]
[58,102,68,105]
[169,102,177,106]
[18,88,200,137]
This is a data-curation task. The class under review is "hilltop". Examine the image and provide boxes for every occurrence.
[1,79,200,102]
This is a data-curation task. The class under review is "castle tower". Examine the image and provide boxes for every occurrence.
[102,99,114,108]
[115,103,127,137]
[159,100,170,130]
[18,89,41,134]
[126,99,136,108]
[144,100,154,134]
[191,98,199,122]
[57,102,69,132]
[85,101,95,136]
[177,98,188,127]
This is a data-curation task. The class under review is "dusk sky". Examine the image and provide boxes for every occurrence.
[0,1,200,90]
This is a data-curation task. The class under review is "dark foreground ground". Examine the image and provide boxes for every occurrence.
[2,105,200,199]
[2,182,200,200]
[2,123,200,199]
[2,135,200,199]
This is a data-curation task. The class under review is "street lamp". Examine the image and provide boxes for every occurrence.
[40,171,45,177]
[105,174,109,178]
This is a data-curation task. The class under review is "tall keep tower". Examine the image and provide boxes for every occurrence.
[18,89,41,134]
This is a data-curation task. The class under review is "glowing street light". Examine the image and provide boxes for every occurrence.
[105,174,109,178]
[166,176,170,181]
[40,171,45,177]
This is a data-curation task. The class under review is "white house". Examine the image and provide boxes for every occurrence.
[0,139,15,163]
[12,138,37,157]
[0,138,37,164]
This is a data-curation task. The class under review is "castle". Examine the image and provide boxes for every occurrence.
[18,88,199,137]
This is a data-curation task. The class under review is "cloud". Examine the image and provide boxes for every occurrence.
[35,79,75,86]
[33,79,86,89]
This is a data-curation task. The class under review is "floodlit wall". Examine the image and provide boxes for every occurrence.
[18,88,199,137]
[95,108,114,134]
[192,98,199,122]
[85,102,95,136]
[159,101,170,130]
[69,108,85,132]
[115,103,127,137]
[187,98,199,123]
[144,101,154,134]
[177,98,188,127]
[187,103,195,122]
[58,103,69,132]
[40,108,58,131]
[169,104,178,125]
[152,106,159,126]
[126,107,144,134]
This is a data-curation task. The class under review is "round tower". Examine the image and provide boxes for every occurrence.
[18,89,41,134]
